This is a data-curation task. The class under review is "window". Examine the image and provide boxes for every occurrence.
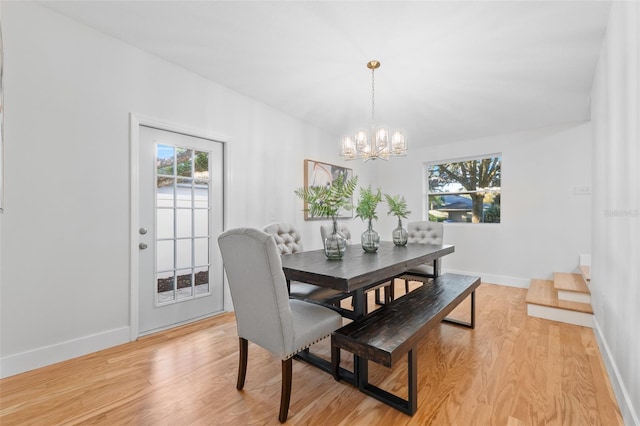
[426,154,501,223]
[156,144,211,304]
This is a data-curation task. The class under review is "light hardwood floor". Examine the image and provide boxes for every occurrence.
[0,283,623,425]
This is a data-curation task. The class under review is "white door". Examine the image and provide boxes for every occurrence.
[138,125,224,335]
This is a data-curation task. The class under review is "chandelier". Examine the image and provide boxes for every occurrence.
[340,60,407,161]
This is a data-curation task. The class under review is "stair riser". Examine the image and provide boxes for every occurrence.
[557,290,592,304]
[527,304,594,328]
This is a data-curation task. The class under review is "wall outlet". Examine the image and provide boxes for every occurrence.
[574,185,592,195]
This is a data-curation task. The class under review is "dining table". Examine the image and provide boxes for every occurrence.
[280,240,455,381]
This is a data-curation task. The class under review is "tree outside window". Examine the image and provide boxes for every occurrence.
[427,155,501,223]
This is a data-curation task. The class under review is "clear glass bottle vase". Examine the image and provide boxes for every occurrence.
[392,218,408,246]
[324,219,347,260]
[361,219,380,253]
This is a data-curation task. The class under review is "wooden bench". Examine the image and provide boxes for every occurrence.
[331,273,481,415]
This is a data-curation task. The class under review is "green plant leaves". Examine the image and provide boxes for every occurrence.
[295,174,358,219]
[355,187,382,221]
[384,193,411,219]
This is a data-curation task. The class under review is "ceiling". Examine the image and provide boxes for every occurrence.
[40,1,612,148]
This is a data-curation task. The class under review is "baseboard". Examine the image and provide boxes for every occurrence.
[0,326,131,379]
[444,269,530,288]
[593,318,640,426]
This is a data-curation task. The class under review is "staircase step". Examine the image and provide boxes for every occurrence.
[553,272,590,294]
[526,279,593,314]
[554,272,591,303]
[579,264,591,283]
[526,279,593,327]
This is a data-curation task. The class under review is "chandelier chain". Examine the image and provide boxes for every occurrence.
[371,67,376,124]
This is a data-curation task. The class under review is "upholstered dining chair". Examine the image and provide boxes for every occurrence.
[218,228,343,423]
[403,221,445,292]
[264,223,350,307]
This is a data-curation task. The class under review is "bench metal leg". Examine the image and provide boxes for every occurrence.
[408,348,418,414]
[442,289,476,329]
[355,355,368,390]
[331,341,341,381]
[357,348,418,416]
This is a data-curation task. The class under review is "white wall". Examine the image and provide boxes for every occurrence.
[377,122,593,287]
[590,2,640,424]
[0,2,376,377]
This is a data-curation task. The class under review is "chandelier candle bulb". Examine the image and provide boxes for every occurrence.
[342,136,355,157]
[391,131,407,153]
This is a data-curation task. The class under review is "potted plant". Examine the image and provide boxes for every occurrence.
[385,194,411,246]
[295,174,358,259]
[355,186,383,252]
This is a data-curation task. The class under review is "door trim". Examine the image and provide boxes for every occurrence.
[129,113,229,340]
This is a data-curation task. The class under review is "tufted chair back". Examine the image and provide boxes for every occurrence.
[403,221,445,290]
[407,221,444,245]
[263,223,304,255]
[320,222,352,244]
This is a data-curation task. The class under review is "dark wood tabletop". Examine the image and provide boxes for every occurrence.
[280,241,454,293]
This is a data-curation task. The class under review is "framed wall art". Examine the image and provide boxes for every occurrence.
[303,159,353,220]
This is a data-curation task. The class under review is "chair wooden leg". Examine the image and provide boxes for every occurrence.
[331,337,341,381]
[279,358,293,423]
[404,279,410,294]
[237,338,248,390]
[374,288,384,305]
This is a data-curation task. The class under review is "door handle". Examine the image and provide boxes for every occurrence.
[139,242,148,250]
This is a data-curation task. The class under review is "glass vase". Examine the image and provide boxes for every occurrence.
[324,219,347,260]
[361,219,380,253]
[392,218,408,246]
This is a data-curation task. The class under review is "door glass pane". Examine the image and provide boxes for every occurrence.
[157,177,174,207]
[194,209,208,237]
[176,239,192,270]
[194,238,208,266]
[176,209,192,238]
[176,178,192,208]
[156,209,174,239]
[156,240,174,271]
[157,145,175,175]
[194,151,209,180]
[177,148,193,177]
[157,271,175,304]
[194,180,208,208]
[176,269,193,300]
[195,266,209,296]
